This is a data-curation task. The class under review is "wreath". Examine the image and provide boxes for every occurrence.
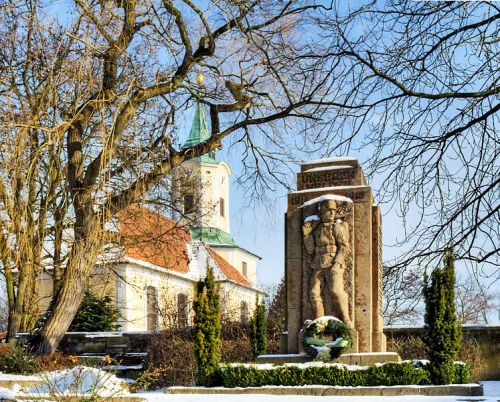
[303,316,352,360]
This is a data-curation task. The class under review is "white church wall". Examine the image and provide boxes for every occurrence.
[220,282,262,322]
[119,263,195,331]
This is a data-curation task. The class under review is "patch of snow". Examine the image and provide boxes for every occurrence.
[303,165,353,172]
[311,315,341,323]
[257,354,304,358]
[482,381,500,396]
[23,366,129,397]
[304,214,320,222]
[301,195,353,208]
[106,364,143,370]
[0,373,40,382]
[84,332,124,338]
[224,361,370,372]
[0,387,15,400]
[343,352,399,357]
[303,157,358,165]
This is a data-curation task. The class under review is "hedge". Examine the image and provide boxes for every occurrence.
[214,361,471,388]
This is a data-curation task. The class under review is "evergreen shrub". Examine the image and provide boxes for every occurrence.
[250,297,267,358]
[69,291,120,332]
[215,361,471,388]
[0,345,38,374]
[194,264,222,386]
[423,248,462,384]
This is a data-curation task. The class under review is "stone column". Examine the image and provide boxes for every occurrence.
[285,208,304,353]
[372,205,386,351]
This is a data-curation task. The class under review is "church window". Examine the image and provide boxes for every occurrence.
[242,261,247,278]
[219,197,225,217]
[177,293,189,328]
[184,194,194,214]
[240,300,249,323]
[146,286,159,331]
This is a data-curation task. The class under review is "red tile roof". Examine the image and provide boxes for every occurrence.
[117,206,191,273]
[206,246,253,288]
[116,206,254,289]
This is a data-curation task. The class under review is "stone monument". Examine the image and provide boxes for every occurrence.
[286,157,385,353]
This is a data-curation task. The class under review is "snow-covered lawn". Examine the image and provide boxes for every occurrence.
[0,368,497,401]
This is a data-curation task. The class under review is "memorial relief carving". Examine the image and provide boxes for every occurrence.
[302,198,353,327]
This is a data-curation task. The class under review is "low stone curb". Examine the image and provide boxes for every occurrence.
[166,384,483,397]
[16,395,145,401]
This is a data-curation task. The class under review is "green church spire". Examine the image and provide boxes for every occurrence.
[183,72,217,164]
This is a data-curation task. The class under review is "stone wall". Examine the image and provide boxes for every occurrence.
[384,325,500,380]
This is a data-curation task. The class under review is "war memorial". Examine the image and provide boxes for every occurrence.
[285,157,385,355]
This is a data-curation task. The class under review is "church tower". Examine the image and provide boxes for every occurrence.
[173,73,261,283]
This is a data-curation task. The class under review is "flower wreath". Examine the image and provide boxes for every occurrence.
[303,316,352,359]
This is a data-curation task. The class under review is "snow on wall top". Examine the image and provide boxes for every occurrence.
[301,194,353,208]
[303,165,353,172]
[303,157,359,166]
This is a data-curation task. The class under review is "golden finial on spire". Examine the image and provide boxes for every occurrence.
[196,70,204,85]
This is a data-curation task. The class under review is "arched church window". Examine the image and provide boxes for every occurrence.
[146,286,158,331]
[242,261,247,278]
[240,300,249,323]
[177,293,189,328]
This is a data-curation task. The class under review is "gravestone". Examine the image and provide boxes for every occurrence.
[286,157,385,353]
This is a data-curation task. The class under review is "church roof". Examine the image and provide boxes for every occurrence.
[116,206,254,289]
[118,206,191,274]
[206,246,252,288]
[182,102,218,164]
[189,226,237,247]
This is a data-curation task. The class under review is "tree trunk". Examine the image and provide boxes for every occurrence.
[30,212,102,355]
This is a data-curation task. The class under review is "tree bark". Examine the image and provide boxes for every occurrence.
[30,210,102,355]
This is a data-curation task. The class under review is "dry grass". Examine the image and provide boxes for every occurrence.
[386,335,485,381]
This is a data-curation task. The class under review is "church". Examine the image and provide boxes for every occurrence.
[37,95,264,332]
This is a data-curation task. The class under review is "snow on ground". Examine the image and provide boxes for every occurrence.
[0,387,15,400]
[0,369,497,401]
[483,381,500,396]
[23,366,129,397]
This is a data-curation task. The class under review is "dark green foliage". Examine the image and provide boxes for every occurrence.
[266,278,285,354]
[194,264,221,386]
[250,297,267,358]
[69,291,120,332]
[454,362,472,384]
[0,345,38,374]
[215,361,470,388]
[423,248,462,384]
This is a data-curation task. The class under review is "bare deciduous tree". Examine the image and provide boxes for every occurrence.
[314,1,499,277]
[0,0,334,354]
[383,265,423,326]
[455,274,497,324]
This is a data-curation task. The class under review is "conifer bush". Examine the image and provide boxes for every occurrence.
[193,264,221,386]
[423,248,462,384]
[250,297,267,358]
[69,291,120,332]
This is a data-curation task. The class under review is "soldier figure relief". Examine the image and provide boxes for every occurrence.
[302,199,352,327]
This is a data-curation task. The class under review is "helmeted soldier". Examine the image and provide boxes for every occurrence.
[302,199,352,327]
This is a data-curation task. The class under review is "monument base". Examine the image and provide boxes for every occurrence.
[256,352,401,366]
[337,352,401,365]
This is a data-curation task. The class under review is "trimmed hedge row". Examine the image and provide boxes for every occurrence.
[215,362,471,388]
